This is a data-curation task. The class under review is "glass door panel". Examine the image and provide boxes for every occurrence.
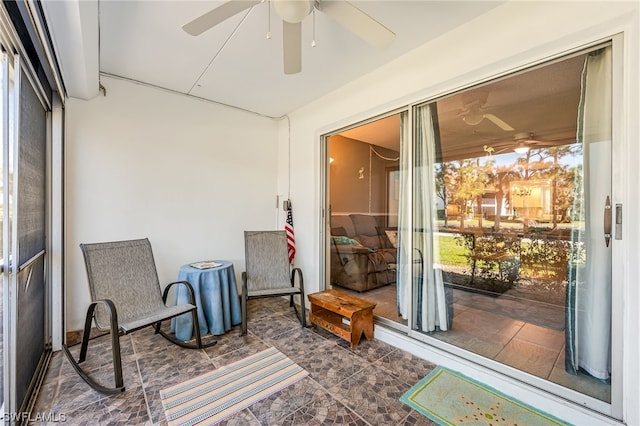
[407,47,613,403]
[14,64,48,414]
[0,52,49,416]
[1,49,6,416]
[1,50,12,417]
[326,112,407,325]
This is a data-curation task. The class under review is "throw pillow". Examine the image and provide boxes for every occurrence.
[331,236,360,246]
[385,230,398,248]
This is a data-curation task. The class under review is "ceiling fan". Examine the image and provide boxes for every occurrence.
[459,90,514,131]
[487,132,559,155]
[183,0,396,74]
[511,132,562,153]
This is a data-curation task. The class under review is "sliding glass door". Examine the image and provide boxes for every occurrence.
[322,42,620,416]
[1,1,66,416]
[1,51,50,417]
[14,63,48,416]
[1,49,8,417]
[403,46,615,404]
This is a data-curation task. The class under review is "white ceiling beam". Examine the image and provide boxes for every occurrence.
[41,0,99,100]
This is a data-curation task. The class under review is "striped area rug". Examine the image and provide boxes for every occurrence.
[160,347,308,425]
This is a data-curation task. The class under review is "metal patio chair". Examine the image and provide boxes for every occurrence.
[241,231,306,335]
[62,238,216,394]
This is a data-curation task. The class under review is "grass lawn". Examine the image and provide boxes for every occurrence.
[435,234,468,267]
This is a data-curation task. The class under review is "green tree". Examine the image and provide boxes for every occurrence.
[435,162,454,227]
[492,165,520,231]
[445,158,494,230]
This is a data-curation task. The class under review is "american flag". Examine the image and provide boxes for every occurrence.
[285,201,296,264]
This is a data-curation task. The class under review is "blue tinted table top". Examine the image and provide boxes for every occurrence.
[172,261,241,341]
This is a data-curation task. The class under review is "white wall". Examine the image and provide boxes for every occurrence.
[66,76,278,331]
[280,1,639,424]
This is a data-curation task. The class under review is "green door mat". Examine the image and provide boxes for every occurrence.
[400,366,570,425]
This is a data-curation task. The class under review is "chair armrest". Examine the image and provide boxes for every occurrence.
[364,251,390,273]
[291,267,303,289]
[161,280,196,306]
[74,298,121,374]
[86,298,119,335]
[241,271,248,296]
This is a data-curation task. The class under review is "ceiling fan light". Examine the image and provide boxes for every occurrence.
[273,0,313,23]
[514,144,530,154]
[463,109,484,126]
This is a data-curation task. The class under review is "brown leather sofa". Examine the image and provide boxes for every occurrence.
[330,214,397,292]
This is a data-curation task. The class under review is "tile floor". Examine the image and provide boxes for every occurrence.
[341,282,610,403]
[432,289,611,402]
[31,297,439,425]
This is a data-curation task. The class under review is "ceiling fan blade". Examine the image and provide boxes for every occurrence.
[283,21,302,74]
[318,0,395,50]
[484,114,514,131]
[492,146,512,155]
[183,1,261,36]
[529,140,560,147]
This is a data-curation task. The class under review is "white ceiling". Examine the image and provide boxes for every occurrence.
[339,113,401,149]
[42,1,585,160]
[44,0,504,117]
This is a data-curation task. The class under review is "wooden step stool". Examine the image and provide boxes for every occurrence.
[307,289,376,348]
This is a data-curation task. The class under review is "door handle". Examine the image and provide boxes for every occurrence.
[604,196,612,247]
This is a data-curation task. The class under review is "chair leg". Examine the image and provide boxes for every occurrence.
[156,309,217,349]
[78,303,95,363]
[241,292,248,336]
[292,297,308,328]
[300,287,307,328]
[62,300,126,395]
[158,280,216,349]
[192,307,203,348]
[291,268,307,328]
[110,313,124,390]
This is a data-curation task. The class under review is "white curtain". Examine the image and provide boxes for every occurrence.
[397,113,411,319]
[397,104,448,331]
[566,46,612,380]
